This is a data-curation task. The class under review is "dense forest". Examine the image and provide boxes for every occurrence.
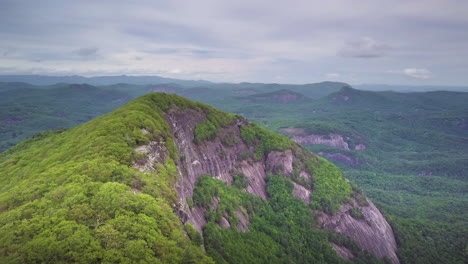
[0,93,390,263]
[0,81,466,263]
[216,86,468,264]
[0,94,216,263]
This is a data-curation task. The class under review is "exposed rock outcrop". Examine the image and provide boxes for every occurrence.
[133,140,168,172]
[188,206,207,233]
[332,243,355,260]
[281,128,367,152]
[318,198,400,264]
[292,182,311,203]
[235,209,250,232]
[354,143,366,150]
[132,104,399,263]
[218,215,231,229]
[299,170,312,180]
[266,150,294,175]
[238,161,268,200]
[291,133,350,150]
[164,106,270,231]
[163,106,316,232]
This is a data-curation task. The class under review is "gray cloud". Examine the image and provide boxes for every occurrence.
[338,37,388,58]
[326,73,340,79]
[404,68,432,79]
[0,0,467,85]
[75,47,99,57]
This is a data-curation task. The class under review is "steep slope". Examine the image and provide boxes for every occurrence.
[251,87,467,263]
[160,102,399,263]
[0,93,398,263]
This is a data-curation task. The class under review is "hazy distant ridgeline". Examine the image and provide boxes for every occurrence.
[1,74,467,92]
[0,74,212,87]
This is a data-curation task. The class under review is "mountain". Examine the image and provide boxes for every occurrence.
[209,81,347,100]
[0,93,398,263]
[0,79,465,263]
[0,82,37,92]
[181,85,466,264]
[326,86,468,113]
[355,84,468,93]
[0,83,132,152]
[238,89,310,103]
[0,75,212,87]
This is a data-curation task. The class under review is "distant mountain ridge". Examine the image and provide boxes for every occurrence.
[239,89,310,103]
[355,84,468,92]
[0,74,212,87]
[1,75,466,93]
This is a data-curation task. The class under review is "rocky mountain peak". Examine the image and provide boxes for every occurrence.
[134,93,400,263]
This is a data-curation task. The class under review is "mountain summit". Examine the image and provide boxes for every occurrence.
[0,93,399,263]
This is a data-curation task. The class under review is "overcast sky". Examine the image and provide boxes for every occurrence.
[1,0,467,85]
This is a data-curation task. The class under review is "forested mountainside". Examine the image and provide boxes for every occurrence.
[0,93,398,263]
[1,80,466,263]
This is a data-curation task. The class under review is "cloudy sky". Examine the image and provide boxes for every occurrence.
[1,0,467,85]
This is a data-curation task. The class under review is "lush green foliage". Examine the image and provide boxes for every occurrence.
[299,121,351,135]
[0,90,360,263]
[238,122,353,213]
[390,217,466,264]
[194,175,385,264]
[193,175,261,225]
[194,121,219,143]
[194,109,238,144]
[220,131,240,147]
[217,87,467,264]
[232,173,249,189]
[240,124,297,160]
[185,223,204,246]
[0,93,215,263]
[307,157,352,214]
[349,208,364,220]
[1,79,467,263]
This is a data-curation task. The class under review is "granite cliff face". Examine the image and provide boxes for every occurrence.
[291,133,351,150]
[318,198,400,264]
[134,103,399,263]
[280,128,367,151]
